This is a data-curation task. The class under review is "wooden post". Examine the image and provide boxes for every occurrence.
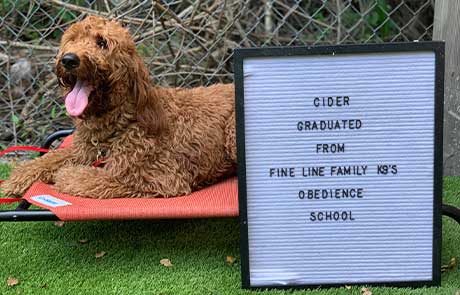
[433,1,460,175]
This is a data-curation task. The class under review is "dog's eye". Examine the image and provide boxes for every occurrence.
[96,37,107,49]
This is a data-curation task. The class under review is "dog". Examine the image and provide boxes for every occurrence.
[1,16,237,198]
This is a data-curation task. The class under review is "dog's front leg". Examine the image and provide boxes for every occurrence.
[53,164,192,199]
[54,165,132,198]
[1,148,75,197]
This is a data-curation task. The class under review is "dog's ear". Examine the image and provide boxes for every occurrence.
[108,37,165,135]
[131,56,166,136]
[135,83,166,136]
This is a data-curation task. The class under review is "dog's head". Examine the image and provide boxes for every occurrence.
[55,16,143,118]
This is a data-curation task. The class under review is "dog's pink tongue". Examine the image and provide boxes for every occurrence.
[65,80,93,117]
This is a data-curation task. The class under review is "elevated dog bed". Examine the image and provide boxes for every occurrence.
[0,130,238,221]
[22,178,237,221]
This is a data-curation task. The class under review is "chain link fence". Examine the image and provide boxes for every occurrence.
[0,0,435,147]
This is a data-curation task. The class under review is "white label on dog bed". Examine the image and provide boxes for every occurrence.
[239,48,441,287]
[31,195,72,207]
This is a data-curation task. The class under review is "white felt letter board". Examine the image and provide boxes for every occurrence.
[234,42,444,289]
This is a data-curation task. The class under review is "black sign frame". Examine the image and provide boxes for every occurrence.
[234,42,444,290]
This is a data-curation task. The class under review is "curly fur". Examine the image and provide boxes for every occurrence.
[1,16,236,199]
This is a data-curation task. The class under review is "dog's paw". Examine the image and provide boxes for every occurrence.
[1,161,56,197]
[0,178,30,197]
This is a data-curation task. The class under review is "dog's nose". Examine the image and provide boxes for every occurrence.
[61,53,80,70]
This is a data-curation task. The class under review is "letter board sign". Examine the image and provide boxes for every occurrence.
[234,42,444,289]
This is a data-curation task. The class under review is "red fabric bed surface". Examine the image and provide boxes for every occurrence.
[23,178,238,221]
[59,135,73,149]
[22,135,239,221]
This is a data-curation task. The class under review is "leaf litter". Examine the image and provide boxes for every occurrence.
[225,256,236,265]
[95,251,106,258]
[7,276,19,287]
[160,258,173,267]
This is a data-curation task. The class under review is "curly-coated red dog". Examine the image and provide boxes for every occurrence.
[1,16,236,198]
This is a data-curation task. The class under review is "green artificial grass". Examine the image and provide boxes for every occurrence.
[0,164,459,295]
